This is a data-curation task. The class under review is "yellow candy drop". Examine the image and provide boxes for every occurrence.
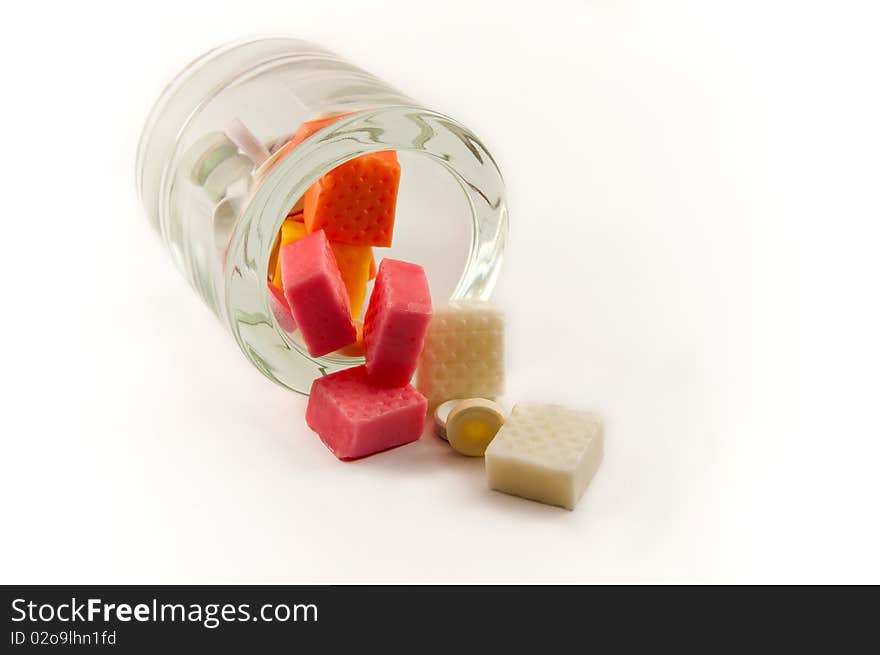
[446,399,505,457]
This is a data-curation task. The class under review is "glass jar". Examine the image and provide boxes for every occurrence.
[136,37,507,393]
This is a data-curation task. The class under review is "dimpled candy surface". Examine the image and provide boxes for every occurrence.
[415,301,504,408]
[364,259,432,386]
[303,151,401,246]
[485,403,604,510]
[280,230,356,357]
[272,112,401,246]
[306,365,427,460]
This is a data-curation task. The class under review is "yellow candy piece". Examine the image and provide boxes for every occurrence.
[446,399,506,457]
[335,320,365,357]
[329,242,372,318]
[272,220,308,290]
[368,251,377,280]
[268,231,281,285]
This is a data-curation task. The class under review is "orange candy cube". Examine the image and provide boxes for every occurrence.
[304,151,400,247]
[280,114,401,247]
[269,113,398,318]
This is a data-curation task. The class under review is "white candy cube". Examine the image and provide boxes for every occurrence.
[415,301,504,408]
[485,403,603,510]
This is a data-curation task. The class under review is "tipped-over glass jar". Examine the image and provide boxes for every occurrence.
[136,37,507,394]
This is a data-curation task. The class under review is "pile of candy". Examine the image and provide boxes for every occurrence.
[266,114,400,355]
[182,114,605,510]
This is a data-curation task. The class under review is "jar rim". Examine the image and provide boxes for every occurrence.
[135,36,351,236]
[224,106,508,394]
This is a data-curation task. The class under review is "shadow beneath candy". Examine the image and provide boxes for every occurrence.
[352,426,575,517]
[350,425,482,475]
[477,485,574,517]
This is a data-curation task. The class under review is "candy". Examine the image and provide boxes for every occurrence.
[287,113,354,149]
[368,252,377,280]
[267,282,296,333]
[303,151,400,246]
[272,113,402,246]
[203,154,253,202]
[306,365,427,460]
[272,219,308,290]
[279,230,356,357]
[270,133,294,154]
[432,399,464,440]
[485,403,603,510]
[267,113,356,166]
[180,131,237,185]
[287,200,304,217]
[268,234,281,286]
[416,301,504,408]
[273,221,371,317]
[445,398,505,457]
[224,118,271,165]
[363,259,432,386]
[329,242,373,318]
[335,320,365,357]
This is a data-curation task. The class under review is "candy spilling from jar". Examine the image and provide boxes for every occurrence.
[181,114,605,511]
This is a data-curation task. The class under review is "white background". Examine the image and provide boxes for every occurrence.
[1,1,878,583]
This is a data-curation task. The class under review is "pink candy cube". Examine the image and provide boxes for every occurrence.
[306,365,427,460]
[280,230,357,357]
[267,282,296,333]
[363,259,432,386]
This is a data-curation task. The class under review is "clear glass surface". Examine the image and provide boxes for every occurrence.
[136,37,507,393]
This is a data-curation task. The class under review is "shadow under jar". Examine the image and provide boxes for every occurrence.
[136,37,507,394]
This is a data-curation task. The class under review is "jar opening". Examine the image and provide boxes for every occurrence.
[226,107,507,394]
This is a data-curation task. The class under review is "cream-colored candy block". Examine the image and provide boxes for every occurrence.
[485,403,603,510]
[416,301,504,408]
